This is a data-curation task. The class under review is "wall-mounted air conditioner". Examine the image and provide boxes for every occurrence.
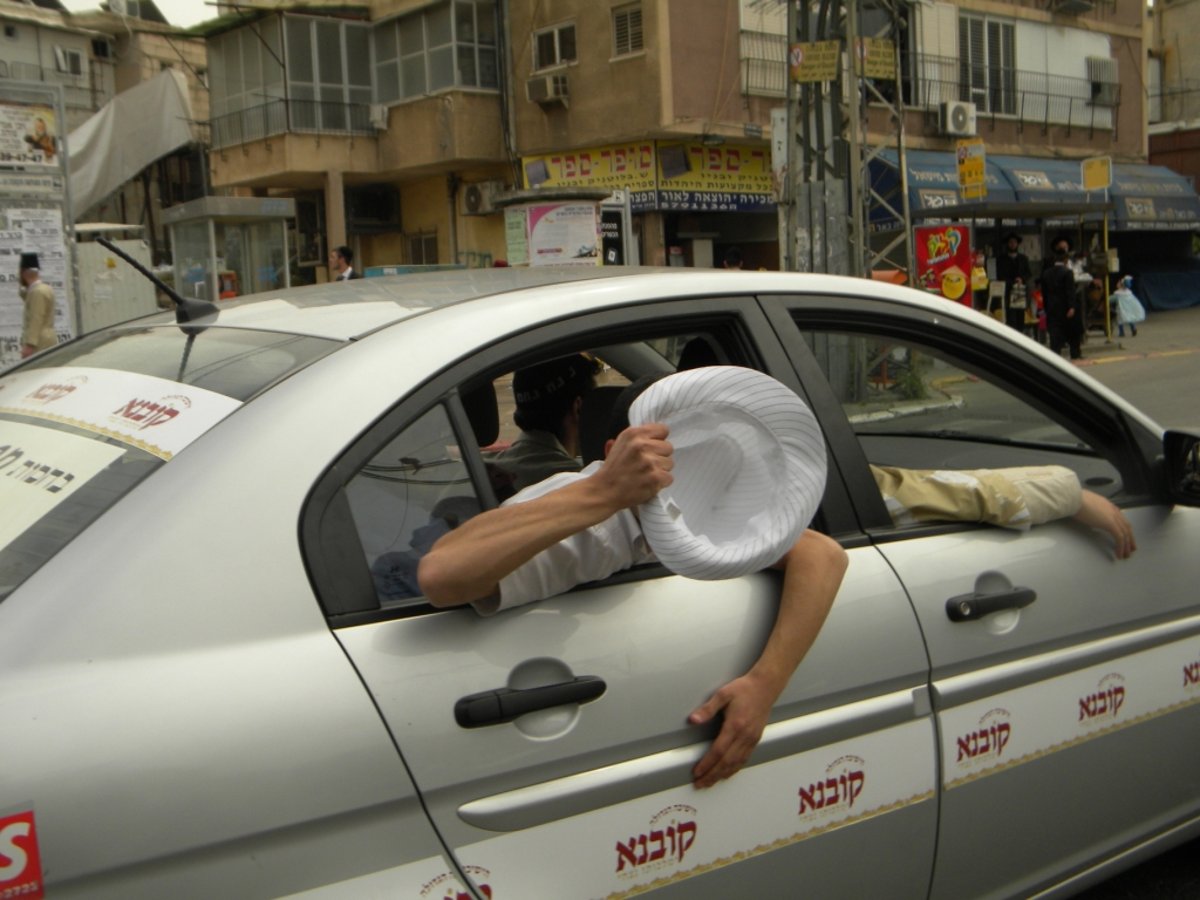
[460,181,505,216]
[527,74,569,107]
[368,104,389,130]
[939,100,977,137]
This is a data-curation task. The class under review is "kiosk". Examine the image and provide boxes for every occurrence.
[163,196,295,302]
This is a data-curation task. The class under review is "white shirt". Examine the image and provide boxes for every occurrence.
[473,462,654,616]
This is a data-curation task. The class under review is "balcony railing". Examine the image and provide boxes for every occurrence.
[737,41,1120,132]
[1,59,98,110]
[910,53,1118,132]
[210,98,375,150]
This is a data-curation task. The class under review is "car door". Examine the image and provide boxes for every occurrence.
[304,298,938,899]
[766,294,1200,899]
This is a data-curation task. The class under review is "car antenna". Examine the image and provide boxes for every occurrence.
[96,237,219,331]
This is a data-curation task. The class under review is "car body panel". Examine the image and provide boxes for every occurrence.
[3,268,1197,898]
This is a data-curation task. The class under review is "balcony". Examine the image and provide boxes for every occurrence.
[1,59,100,110]
[906,53,1119,134]
[210,99,375,150]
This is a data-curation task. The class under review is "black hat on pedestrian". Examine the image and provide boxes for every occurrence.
[1052,234,1072,252]
[19,252,39,271]
[1003,231,1021,245]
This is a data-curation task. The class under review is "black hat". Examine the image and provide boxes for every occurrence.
[19,252,39,270]
[1003,232,1021,245]
[513,354,598,407]
[1051,234,1072,251]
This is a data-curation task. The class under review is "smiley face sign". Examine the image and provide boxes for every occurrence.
[914,224,974,306]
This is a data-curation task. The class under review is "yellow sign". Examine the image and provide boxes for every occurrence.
[1082,156,1112,192]
[855,38,896,80]
[522,141,657,194]
[956,138,987,201]
[789,41,840,83]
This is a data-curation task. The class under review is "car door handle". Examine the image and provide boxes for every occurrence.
[946,586,1037,622]
[455,676,607,728]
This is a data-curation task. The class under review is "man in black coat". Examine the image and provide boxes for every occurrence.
[1041,246,1084,359]
[994,232,1032,333]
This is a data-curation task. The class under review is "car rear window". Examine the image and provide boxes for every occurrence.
[1,326,339,602]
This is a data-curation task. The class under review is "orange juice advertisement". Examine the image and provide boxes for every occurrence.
[914,224,973,305]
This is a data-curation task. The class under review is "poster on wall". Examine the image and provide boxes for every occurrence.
[0,101,59,167]
[0,209,73,365]
[526,203,599,267]
[914,223,972,304]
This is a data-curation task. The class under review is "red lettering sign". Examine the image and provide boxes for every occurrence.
[0,810,44,900]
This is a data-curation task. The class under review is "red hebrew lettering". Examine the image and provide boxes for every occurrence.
[957,735,972,761]
[615,838,638,872]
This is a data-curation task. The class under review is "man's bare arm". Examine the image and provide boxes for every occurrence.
[687,529,848,788]
[419,424,673,607]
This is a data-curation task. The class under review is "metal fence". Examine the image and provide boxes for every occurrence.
[737,39,1119,132]
[210,98,375,150]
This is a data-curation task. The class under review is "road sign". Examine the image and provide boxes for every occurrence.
[956,137,987,201]
[1082,156,1112,192]
[789,41,840,83]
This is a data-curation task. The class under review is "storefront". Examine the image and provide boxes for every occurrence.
[870,149,1200,308]
[521,140,777,269]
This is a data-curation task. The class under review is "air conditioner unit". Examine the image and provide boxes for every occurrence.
[460,180,505,216]
[939,100,977,137]
[368,104,389,130]
[527,74,569,107]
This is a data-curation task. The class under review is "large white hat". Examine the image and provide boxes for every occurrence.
[628,366,827,580]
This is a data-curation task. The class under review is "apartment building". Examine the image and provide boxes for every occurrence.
[1148,0,1200,194]
[199,1,1197,284]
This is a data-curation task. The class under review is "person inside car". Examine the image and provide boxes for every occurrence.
[485,354,600,494]
[420,372,848,790]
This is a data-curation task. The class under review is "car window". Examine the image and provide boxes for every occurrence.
[329,323,761,614]
[344,403,483,608]
[798,328,1124,504]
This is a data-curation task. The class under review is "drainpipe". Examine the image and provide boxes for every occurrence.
[447,172,460,266]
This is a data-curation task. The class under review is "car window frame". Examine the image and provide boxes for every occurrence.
[759,293,1160,536]
[302,294,865,626]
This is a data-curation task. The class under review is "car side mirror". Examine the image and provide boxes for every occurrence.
[1163,430,1200,505]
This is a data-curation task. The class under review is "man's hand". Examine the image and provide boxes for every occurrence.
[592,423,673,510]
[1073,490,1136,559]
[688,673,774,788]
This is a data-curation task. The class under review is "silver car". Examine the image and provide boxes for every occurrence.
[3,268,1199,899]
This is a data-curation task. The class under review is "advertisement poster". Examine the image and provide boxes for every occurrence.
[526,203,599,267]
[0,101,59,167]
[914,224,972,304]
[523,141,657,207]
[0,211,73,365]
[656,142,774,212]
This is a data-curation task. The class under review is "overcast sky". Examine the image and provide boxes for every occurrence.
[60,0,215,29]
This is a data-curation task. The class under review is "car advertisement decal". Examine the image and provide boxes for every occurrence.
[279,720,933,898]
[941,633,1200,790]
[0,809,44,900]
[0,367,242,460]
[0,421,125,554]
[450,719,934,898]
[279,856,485,898]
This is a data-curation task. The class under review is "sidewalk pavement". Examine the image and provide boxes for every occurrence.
[1075,303,1200,368]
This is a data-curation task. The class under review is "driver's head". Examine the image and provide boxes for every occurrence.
[512,354,599,444]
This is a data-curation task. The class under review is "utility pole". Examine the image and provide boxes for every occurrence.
[782,0,914,279]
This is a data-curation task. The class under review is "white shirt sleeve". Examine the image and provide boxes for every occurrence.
[471,463,652,616]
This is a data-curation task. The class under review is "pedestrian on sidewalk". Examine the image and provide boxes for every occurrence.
[1042,246,1084,360]
[1110,275,1147,339]
[995,232,1032,334]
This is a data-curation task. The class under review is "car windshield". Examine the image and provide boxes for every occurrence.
[0,326,340,602]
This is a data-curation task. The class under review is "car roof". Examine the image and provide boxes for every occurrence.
[123,267,959,343]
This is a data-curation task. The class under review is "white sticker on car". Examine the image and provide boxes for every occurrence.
[941,633,1200,789]
[0,367,242,460]
[453,719,935,898]
[0,421,125,554]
